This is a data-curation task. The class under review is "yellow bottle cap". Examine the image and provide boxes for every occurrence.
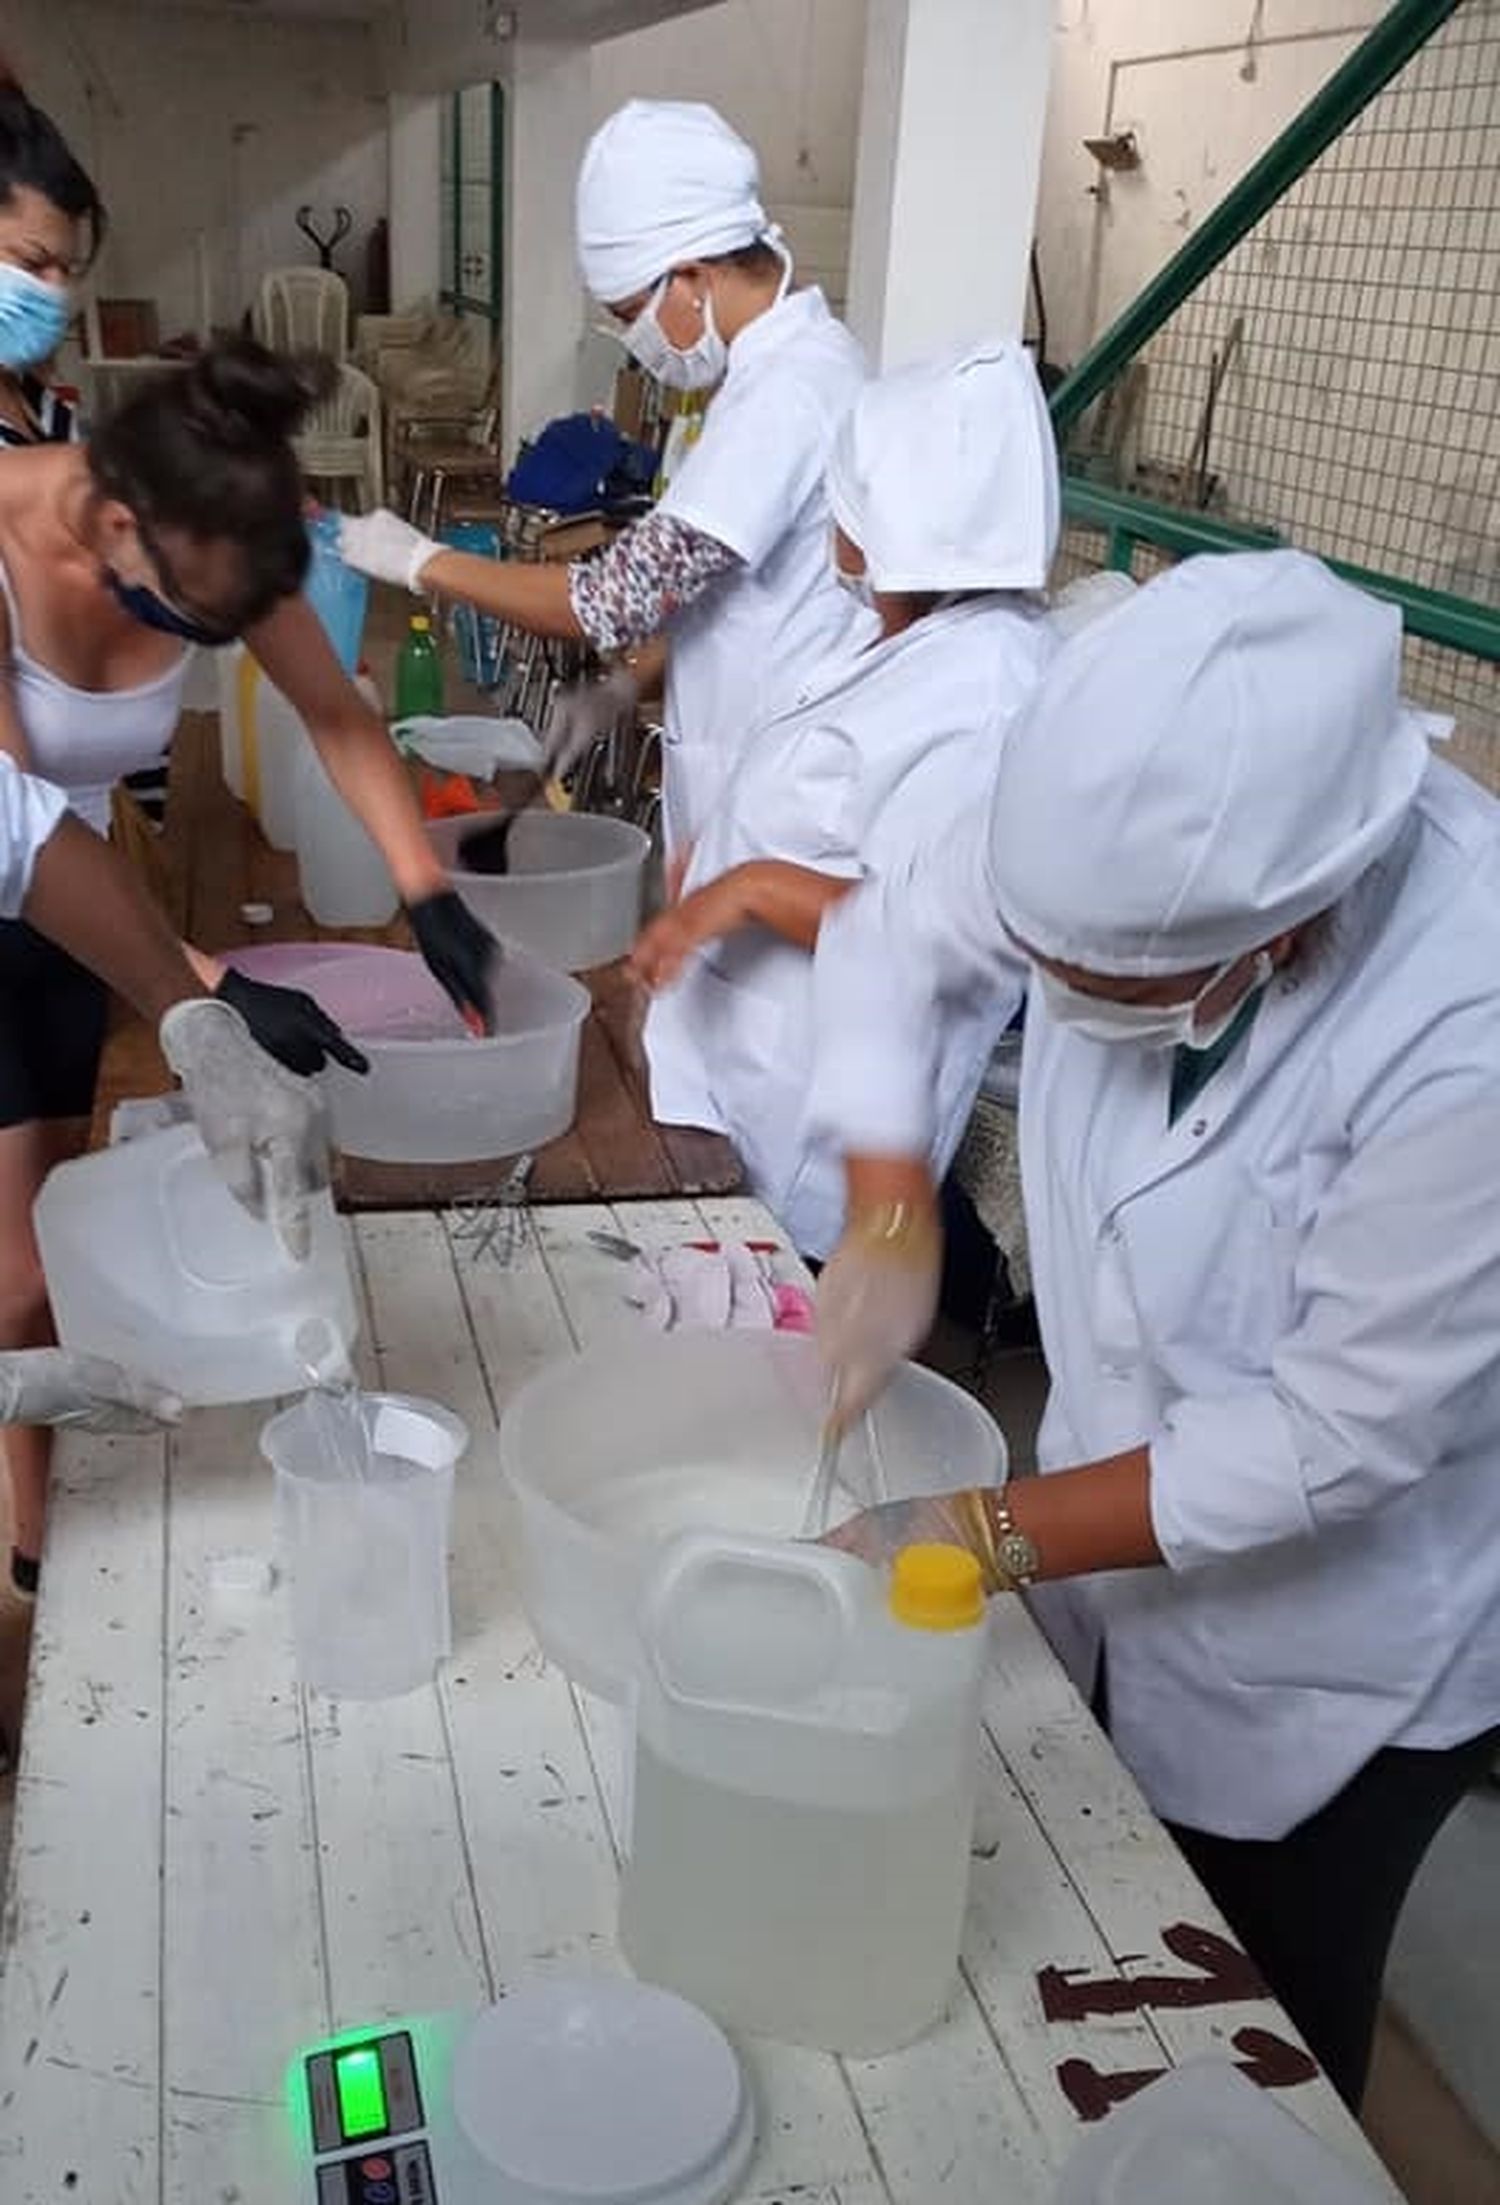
[889,1544,984,1632]
[411,614,432,633]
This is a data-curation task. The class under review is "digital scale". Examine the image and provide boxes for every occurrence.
[287,1979,757,2205]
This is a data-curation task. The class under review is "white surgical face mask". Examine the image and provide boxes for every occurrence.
[1037,951,1273,1051]
[622,275,727,393]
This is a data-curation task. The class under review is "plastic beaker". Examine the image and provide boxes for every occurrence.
[262,1391,468,1699]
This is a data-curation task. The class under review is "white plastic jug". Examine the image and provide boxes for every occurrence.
[240,658,305,853]
[294,739,398,927]
[262,1391,467,1699]
[34,1122,358,1405]
[619,1534,990,2055]
[215,643,247,799]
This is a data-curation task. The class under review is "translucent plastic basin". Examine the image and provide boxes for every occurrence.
[499,1329,1008,1701]
[427,810,649,972]
[228,942,589,1165]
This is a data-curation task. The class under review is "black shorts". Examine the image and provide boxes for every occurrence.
[0,918,110,1126]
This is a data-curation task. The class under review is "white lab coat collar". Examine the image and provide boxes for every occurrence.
[720,285,831,385]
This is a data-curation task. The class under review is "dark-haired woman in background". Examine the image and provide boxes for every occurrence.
[0,338,497,1595]
[0,68,101,450]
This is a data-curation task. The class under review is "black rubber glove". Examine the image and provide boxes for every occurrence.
[214,968,370,1079]
[406,890,498,1032]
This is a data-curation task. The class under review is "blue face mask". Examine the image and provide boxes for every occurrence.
[0,262,74,373]
[103,567,237,648]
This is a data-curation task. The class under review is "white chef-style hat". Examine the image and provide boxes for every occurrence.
[825,339,1060,594]
[990,549,1438,976]
[577,99,773,305]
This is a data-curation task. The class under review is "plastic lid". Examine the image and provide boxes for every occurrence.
[410,613,432,632]
[889,1543,984,1632]
[451,1977,755,2204]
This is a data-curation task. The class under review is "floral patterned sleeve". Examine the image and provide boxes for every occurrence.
[568,508,740,654]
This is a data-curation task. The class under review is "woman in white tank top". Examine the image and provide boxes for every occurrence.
[0,340,501,1597]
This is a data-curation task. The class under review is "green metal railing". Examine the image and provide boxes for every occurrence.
[1063,483,1500,662]
[1048,0,1464,438]
[1046,0,1499,695]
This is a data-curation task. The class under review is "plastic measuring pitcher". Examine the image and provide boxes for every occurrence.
[304,509,369,673]
[34,1122,358,1405]
[262,1391,468,1699]
[619,1535,989,2055]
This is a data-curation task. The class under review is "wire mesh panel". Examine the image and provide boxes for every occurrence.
[1058,0,1499,780]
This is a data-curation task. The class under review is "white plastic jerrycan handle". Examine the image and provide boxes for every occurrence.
[640,1532,874,1720]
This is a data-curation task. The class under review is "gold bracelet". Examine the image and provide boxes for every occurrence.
[846,1198,941,1265]
[951,1489,1040,1596]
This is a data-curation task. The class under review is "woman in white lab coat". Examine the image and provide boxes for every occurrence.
[340,98,867,860]
[807,550,1500,2109]
[629,340,1057,1266]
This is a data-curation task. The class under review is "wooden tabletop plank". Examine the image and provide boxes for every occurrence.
[94,713,740,1206]
[0,1430,168,2204]
[158,1399,327,2204]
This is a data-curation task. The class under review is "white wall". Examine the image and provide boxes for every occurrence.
[589,0,866,300]
[10,1,389,337]
[1036,0,1386,371]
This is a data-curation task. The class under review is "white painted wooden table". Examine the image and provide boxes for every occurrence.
[0,1198,1403,2204]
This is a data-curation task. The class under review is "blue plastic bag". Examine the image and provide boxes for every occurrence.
[505,413,657,517]
[304,509,369,674]
[441,522,503,688]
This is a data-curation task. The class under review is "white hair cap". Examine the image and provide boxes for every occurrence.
[576,99,770,305]
[825,338,1060,593]
[991,549,1437,976]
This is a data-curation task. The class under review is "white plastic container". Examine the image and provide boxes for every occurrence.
[619,1534,989,2054]
[227,941,590,1165]
[34,1123,358,1405]
[427,810,649,972]
[500,1329,1007,1701]
[1054,2058,1393,2204]
[262,1391,467,1699]
[239,658,305,853]
[214,642,247,799]
[293,741,398,927]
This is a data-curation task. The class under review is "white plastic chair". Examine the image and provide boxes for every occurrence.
[253,268,350,360]
[295,363,383,513]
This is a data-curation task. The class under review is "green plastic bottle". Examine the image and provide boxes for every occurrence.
[394,613,444,721]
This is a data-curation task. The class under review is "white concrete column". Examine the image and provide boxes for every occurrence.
[847,0,1054,369]
[499,35,592,463]
[388,94,445,312]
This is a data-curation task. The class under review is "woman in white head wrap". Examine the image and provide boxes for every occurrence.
[801,547,1500,2109]
[629,339,1058,1273]
[339,98,866,859]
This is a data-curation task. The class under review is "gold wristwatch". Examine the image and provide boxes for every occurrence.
[955,1488,1041,1594]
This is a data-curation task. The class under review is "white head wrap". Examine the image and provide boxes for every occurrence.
[990,549,1436,975]
[824,339,1060,594]
[576,99,772,305]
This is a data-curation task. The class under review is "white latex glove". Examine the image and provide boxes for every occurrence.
[816,1204,942,1432]
[541,662,640,780]
[338,508,442,593]
[159,999,330,1262]
[0,1348,182,1434]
